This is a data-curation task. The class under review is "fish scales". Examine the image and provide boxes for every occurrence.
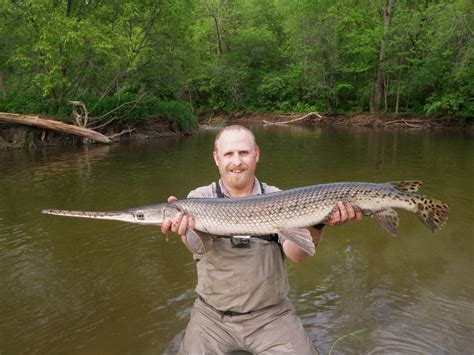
[176,182,408,235]
[42,181,449,256]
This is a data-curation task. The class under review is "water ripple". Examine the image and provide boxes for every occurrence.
[1,128,472,354]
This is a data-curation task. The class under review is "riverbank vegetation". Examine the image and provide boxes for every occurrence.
[0,0,472,125]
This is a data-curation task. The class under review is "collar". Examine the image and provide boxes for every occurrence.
[217,177,263,198]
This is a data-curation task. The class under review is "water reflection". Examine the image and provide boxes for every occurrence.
[0,126,472,354]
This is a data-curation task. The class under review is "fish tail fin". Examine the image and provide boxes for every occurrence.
[388,180,423,193]
[415,196,449,233]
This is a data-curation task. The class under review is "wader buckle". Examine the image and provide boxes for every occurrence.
[231,235,251,248]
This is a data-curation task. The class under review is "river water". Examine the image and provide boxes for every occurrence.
[0,125,472,354]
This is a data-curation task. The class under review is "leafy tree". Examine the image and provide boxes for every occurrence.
[0,0,470,121]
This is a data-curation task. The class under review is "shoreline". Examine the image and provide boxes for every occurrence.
[204,112,468,129]
[1,112,471,149]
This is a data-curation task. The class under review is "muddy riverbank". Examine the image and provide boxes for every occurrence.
[0,112,470,149]
[205,112,467,129]
[0,117,181,149]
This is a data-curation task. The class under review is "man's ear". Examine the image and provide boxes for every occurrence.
[255,147,260,163]
[213,150,219,166]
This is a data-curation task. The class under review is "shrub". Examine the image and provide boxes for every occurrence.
[0,93,196,132]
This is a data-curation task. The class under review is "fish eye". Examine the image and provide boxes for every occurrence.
[136,212,145,220]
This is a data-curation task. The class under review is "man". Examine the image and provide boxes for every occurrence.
[161,125,362,354]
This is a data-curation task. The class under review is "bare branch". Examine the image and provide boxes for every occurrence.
[91,91,145,121]
[89,116,119,130]
[68,101,89,127]
[384,119,428,128]
[263,112,323,125]
[107,128,136,140]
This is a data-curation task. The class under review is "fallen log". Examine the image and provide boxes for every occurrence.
[384,119,427,129]
[0,112,111,144]
[263,112,323,125]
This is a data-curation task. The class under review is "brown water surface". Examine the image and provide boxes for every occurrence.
[0,125,472,353]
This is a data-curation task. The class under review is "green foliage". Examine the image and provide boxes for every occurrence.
[425,92,474,121]
[98,95,196,131]
[191,63,243,114]
[386,0,473,118]
[81,95,196,132]
[0,0,471,122]
[81,94,149,123]
[0,92,196,131]
[143,97,197,132]
[0,93,69,118]
[257,66,303,111]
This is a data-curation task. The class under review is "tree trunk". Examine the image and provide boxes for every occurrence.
[66,0,73,17]
[209,3,223,55]
[0,71,6,99]
[214,17,223,55]
[395,59,402,114]
[370,0,395,114]
[0,113,111,144]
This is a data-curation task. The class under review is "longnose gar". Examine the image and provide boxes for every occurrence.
[42,180,448,256]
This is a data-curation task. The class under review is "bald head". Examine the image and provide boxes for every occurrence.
[214,125,258,153]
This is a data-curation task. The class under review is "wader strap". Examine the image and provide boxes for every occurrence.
[198,294,251,317]
[215,181,225,198]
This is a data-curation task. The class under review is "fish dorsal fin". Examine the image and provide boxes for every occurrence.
[371,208,400,237]
[388,180,423,193]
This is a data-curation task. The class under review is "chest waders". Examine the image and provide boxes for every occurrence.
[178,180,318,354]
[195,181,286,316]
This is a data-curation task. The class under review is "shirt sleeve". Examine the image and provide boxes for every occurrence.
[262,183,281,193]
[187,183,215,198]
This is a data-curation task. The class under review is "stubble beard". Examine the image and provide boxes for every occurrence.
[224,165,254,190]
[227,174,249,189]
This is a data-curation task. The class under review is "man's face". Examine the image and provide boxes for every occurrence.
[213,129,260,191]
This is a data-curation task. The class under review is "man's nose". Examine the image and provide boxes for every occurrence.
[231,154,242,165]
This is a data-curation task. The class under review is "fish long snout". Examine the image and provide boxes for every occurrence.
[42,208,137,223]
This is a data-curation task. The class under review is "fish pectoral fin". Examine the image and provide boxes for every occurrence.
[278,228,315,256]
[371,208,400,237]
[185,228,206,256]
